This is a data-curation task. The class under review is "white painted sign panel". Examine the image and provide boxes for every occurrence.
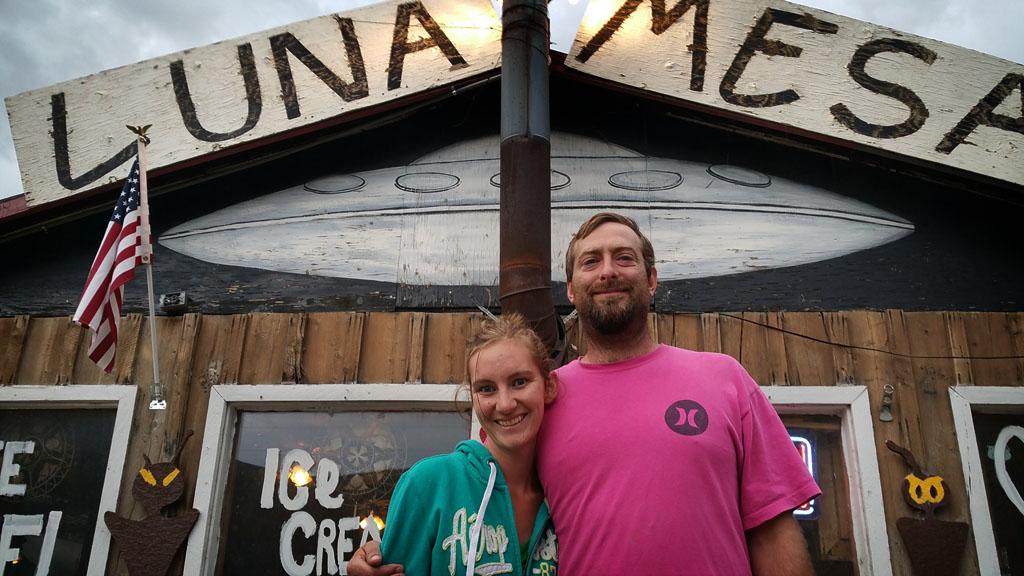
[566,0,1024,187]
[5,0,501,207]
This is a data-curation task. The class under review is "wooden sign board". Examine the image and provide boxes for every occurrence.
[5,0,501,208]
[566,0,1024,188]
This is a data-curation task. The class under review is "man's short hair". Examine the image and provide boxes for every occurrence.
[565,212,655,283]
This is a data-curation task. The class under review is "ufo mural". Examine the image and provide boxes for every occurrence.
[159,132,914,286]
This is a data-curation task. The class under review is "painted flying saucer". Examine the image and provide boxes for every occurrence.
[160,133,913,285]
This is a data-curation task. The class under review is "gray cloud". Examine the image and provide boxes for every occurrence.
[800,0,1023,63]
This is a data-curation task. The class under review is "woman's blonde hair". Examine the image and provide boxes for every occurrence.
[464,312,552,383]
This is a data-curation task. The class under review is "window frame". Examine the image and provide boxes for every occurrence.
[0,384,137,576]
[949,385,1024,576]
[762,385,891,576]
[183,383,468,576]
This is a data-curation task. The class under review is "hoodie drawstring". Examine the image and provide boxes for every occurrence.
[466,460,497,576]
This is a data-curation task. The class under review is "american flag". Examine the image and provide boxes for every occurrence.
[73,158,147,373]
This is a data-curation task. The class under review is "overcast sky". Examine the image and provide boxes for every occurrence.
[2,0,1021,201]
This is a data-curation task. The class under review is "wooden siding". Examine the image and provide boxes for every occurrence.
[2,310,1023,575]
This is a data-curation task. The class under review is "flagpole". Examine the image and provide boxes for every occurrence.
[134,127,165,410]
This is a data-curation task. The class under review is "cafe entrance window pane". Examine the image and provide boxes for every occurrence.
[782,414,857,576]
[0,409,116,576]
[970,412,1024,574]
[215,410,468,575]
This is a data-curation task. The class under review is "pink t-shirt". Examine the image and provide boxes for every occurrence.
[537,345,820,574]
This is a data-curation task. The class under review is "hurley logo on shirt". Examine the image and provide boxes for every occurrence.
[441,508,511,575]
[664,399,710,436]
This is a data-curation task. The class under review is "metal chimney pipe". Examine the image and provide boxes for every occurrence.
[499,0,558,350]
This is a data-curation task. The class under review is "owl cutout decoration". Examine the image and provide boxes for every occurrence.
[886,440,969,576]
[105,431,200,576]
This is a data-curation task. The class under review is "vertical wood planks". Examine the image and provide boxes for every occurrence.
[781,312,835,386]
[944,311,975,386]
[884,310,926,450]
[646,313,659,347]
[406,312,426,383]
[963,312,1018,386]
[113,314,145,385]
[422,313,479,384]
[901,311,979,575]
[718,313,743,366]
[220,314,249,384]
[359,312,400,383]
[844,310,913,575]
[282,314,307,384]
[655,313,700,352]
[16,316,83,384]
[0,315,30,384]
[156,313,201,576]
[55,318,82,383]
[823,312,856,386]
[1010,312,1024,383]
[882,308,935,576]
[738,312,772,385]
[902,313,970,507]
[178,315,239,515]
[161,315,202,461]
[655,313,674,348]
[237,313,305,384]
[131,316,192,462]
[700,312,722,353]
[764,312,790,385]
[302,312,365,383]
[68,314,142,385]
[358,312,427,383]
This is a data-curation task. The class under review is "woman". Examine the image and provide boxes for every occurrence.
[381,313,559,575]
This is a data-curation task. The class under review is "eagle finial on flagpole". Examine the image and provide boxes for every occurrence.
[126,124,152,144]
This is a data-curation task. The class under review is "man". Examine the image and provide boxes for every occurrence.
[351,212,819,575]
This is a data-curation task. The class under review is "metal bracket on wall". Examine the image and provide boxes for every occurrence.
[879,384,895,422]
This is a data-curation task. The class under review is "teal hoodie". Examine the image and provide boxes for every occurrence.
[381,440,558,576]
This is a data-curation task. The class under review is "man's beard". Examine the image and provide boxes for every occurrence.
[574,281,648,335]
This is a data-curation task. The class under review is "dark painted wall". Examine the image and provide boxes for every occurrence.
[2,77,1021,317]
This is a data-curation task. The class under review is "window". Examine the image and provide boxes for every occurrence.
[764,386,891,576]
[0,385,136,576]
[784,414,854,574]
[949,386,1024,576]
[184,384,469,576]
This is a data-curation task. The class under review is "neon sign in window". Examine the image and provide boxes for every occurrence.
[791,434,818,519]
